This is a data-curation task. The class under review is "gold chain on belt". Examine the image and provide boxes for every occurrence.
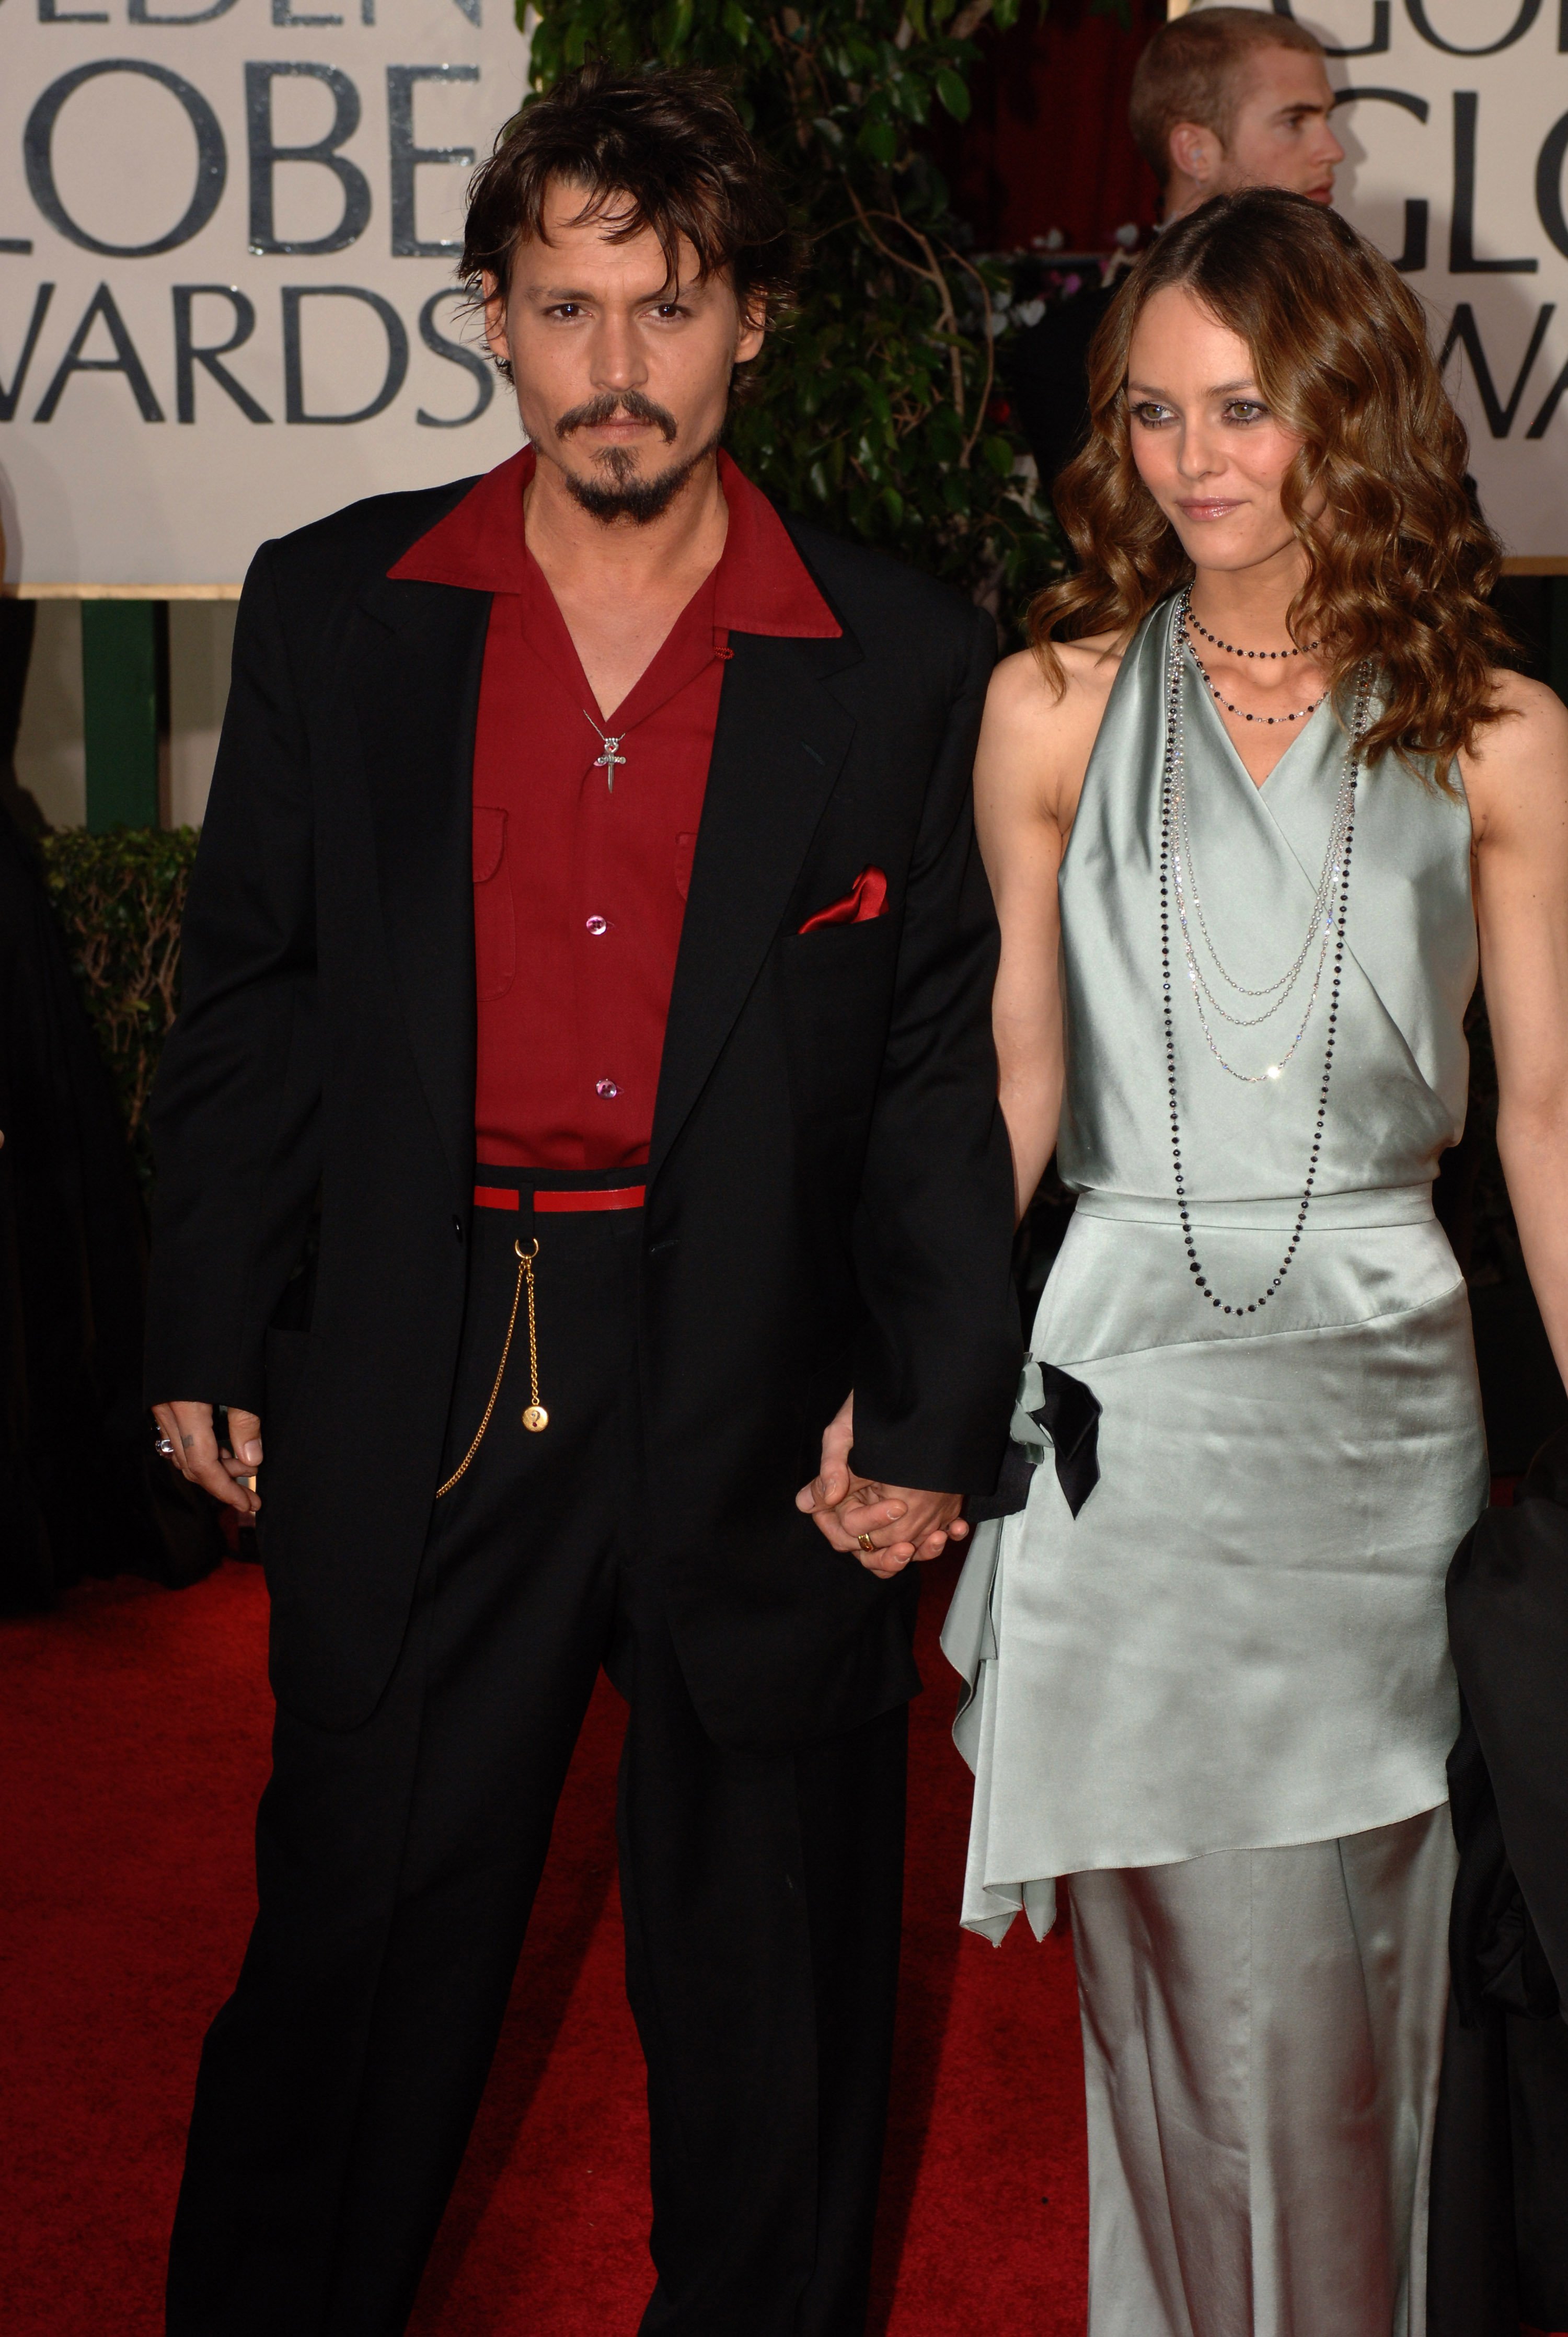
[435,1236,547,1499]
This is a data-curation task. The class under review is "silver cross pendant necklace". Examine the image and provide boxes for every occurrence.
[581,707,627,791]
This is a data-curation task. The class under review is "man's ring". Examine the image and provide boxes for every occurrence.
[857,1530,876,1553]
[154,1433,176,1458]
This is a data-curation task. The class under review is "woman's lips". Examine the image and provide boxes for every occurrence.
[1177,499,1244,520]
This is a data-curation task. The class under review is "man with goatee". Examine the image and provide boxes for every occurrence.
[147,62,1018,2337]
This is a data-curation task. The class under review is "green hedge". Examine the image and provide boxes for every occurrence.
[526,0,1079,630]
[40,824,200,1187]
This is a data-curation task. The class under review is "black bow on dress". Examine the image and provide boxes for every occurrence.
[966,1362,1101,1524]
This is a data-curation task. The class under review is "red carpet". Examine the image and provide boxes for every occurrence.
[0,1551,1087,2334]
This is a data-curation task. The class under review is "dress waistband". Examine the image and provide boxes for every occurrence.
[1071,1184,1434,1233]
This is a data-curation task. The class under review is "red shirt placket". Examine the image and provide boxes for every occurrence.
[574,719,636,1161]
[387,445,842,1175]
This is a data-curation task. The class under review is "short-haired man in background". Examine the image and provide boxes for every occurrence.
[147,64,1019,2337]
[1011,4,1344,497]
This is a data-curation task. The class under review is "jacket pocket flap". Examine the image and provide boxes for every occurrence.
[472,805,507,884]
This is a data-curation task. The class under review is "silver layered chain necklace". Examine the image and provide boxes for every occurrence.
[1170,591,1364,1084]
[1160,592,1373,1317]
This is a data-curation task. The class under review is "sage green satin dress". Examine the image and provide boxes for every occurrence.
[943,593,1489,1945]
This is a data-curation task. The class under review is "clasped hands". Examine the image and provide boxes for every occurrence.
[153,1390,966,1576]
[794,1392,968,1580]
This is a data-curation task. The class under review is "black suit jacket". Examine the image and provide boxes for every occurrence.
[145,473,1021,1745]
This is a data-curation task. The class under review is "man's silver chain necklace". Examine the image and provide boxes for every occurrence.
[581,706,627,789]
[1160,595,1373,1316]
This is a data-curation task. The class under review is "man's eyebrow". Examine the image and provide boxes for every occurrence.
[524,282,687,302]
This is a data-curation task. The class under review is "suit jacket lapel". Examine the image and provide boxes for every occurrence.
[354,573,489,1206]
[649,628,862,1184]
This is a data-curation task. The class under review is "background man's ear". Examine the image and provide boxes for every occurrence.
[1168,120,1224,192]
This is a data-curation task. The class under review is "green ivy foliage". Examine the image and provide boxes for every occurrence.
[40,825,200,1185]
[524,1,1124,627]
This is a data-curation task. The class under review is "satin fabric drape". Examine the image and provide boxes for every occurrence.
[1068,1807,1455,2337]
[944,594,1486,1939]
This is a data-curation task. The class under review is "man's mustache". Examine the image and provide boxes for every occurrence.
[555,392,678,445]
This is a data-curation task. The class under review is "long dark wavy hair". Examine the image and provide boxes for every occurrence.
[1028,189,1515,773]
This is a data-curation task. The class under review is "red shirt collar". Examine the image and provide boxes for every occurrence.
[389,445,841,640]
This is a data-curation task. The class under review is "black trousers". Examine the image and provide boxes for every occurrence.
[166,1203,908,2337]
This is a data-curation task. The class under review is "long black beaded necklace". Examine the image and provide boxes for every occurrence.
[1159,608,1372,1319]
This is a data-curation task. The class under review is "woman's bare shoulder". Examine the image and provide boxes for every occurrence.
[984,632,1124,733]
[1461,667,1568,836]
[978,634,1125,834]
[1482,666,1568,739]
[1458,673,1568,780]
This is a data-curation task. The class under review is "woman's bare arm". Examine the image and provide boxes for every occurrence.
[1467,672,1568,1390]
[801,637,1116,1535]
[974,641,1116,1222]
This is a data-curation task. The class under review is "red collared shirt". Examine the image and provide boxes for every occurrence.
[391,446,839,1169]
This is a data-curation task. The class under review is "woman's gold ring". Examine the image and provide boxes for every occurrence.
[857,1531,876,1553]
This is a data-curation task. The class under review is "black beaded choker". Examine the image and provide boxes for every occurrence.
[1185,604,1321,661]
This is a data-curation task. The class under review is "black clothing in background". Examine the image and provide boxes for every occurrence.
[1428,1431,1568,2335]
[0,607,219,1605]
[1007,281,1117,509]
[145,479,1021,1744]
[169,1208,907,2337]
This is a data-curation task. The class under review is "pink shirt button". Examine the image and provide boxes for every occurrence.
[585,915,608,936]
[595,1078,619,1099]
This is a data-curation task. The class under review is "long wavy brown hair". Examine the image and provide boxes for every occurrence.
[1029,189,1514,773]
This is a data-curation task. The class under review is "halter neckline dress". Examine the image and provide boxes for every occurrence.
[944,591,1488,1943]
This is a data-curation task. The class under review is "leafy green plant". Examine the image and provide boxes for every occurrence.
[40,825,200,1183]
[525,1,1123,627]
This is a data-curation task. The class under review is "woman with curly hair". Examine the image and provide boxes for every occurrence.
[942,188,1568,2331]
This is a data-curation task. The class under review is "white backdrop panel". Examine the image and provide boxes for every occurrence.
[7,2,1568,580]
[0,0,530,586]
[1194,2,1568,558]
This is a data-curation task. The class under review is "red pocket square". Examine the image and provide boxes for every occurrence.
[798,866,889,934]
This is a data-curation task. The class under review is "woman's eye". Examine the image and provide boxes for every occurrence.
[1131,401,1175,428]
[1224,400,1268,424]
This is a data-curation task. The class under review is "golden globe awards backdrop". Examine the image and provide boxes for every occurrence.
[1178,1,1568,563]
[5,1,1566,585]
[0,0,529,589]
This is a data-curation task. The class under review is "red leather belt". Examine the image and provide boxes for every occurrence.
[472,1183,644,1214]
